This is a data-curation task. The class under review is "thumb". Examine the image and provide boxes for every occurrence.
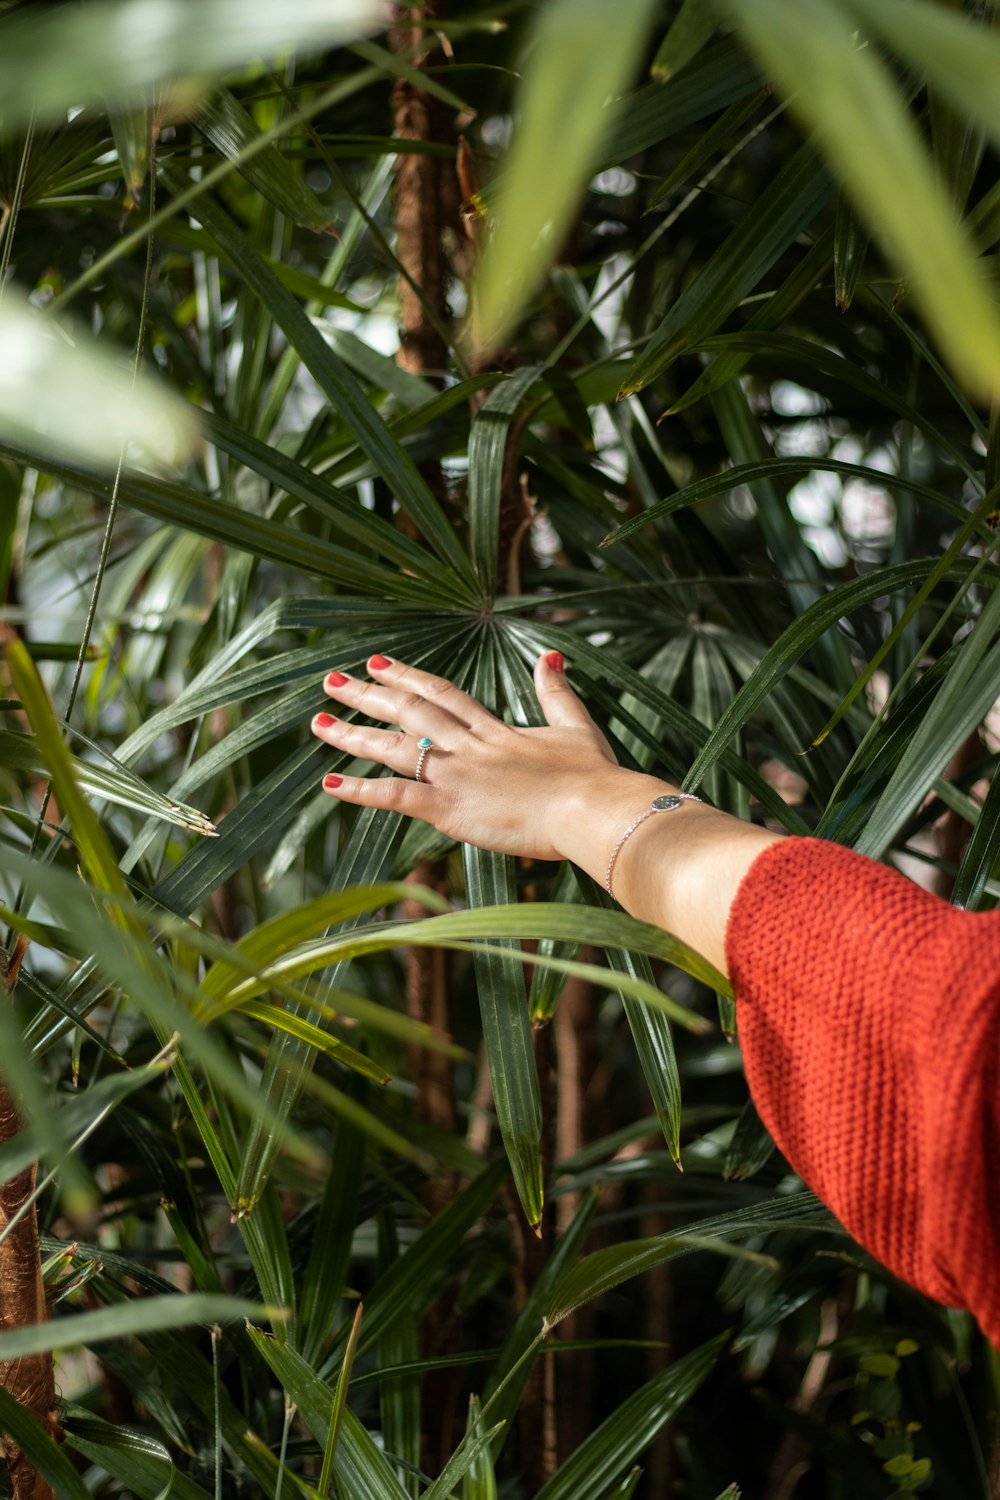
[534,651,607,739]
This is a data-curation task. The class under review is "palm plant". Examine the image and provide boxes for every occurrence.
[2,1,1000,1495]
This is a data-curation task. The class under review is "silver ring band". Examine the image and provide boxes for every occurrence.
[414,736,432,782]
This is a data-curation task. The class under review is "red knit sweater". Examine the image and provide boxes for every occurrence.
[726,838,1000,1347]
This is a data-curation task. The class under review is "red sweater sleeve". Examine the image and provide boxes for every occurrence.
[725,837,1000,1347]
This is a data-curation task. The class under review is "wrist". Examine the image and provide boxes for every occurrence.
[551,767,683,887]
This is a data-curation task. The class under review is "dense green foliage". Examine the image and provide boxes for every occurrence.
[2,1,1000,1495]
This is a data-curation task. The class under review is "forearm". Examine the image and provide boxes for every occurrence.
[552,767,783,975]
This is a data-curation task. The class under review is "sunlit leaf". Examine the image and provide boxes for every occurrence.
[0,293,193,469]
[471,0,658,354]
[650,0,717,82]
[735,0,1000,399]
[0,0,381,124]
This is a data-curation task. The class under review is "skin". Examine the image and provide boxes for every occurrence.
[311,651,784,976]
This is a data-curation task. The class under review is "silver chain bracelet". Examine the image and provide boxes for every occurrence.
[605,793,703,902]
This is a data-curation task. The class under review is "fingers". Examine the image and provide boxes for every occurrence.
[533,651,596,730]
[366,656,498,733]
[322,657,489,745]
[320,768,436,815]
[311,712,449,782]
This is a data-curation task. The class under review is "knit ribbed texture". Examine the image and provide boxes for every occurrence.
[726,837,1000,1347]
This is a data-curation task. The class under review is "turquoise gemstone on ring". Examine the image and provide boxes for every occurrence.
[417,736,432,748]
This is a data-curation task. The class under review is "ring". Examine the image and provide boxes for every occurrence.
[414,736,432,782]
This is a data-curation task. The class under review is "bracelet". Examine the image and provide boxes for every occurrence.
[605,792,703,902]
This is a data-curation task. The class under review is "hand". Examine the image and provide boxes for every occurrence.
[311,650,633,863]
[310,651,782,972]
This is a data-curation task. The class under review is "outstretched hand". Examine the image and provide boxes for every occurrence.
[310,651,780,973]
[311,650,626,863]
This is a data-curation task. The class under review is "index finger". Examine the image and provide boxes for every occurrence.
[365,655,500,734]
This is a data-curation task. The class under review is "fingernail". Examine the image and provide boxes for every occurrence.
[368,654,392,670]
[545,651,564,673]
[323,774,344,790]
[325,671,349,688]
[314,712,336,728]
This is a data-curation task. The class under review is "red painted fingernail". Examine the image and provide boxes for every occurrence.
[368,654,392,670]
[545,651,564,672]
[314,712,336,728]
[325,671,349,688]
[323,774,344,790]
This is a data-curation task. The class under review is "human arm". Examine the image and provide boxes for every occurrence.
[310,649,1000,1347]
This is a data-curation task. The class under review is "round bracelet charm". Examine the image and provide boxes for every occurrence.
[651,794,683,812]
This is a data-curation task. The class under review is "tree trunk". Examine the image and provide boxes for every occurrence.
[0,1064,58,1500]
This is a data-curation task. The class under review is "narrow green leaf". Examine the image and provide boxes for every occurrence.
[351,38,474,114]
[0,1051,174,1185]
[159,163,477,588]
[712,379,852,687]
[0,436,431,601]
[682,557,994,794]
[112,1321,284,1497]
[809,484,998,749]
[850,0,1000,169]
[0,0,380,124]
[64,1412,195,1500]
[319,1302,364,1497]
[377,1215,420,1498]
[723,1096,776,1182]
[534,1336,727,1500]
[463,846,544,1229]
[236,904,728,1013]
[691,339,978,486]
[195,88,334,230]
[619,141,833,395]
[651,0,717,81]
[247,1329,414,1500]
[483,1190,598,1451]
[602,456,968,549]
[603,38,763,165]
[548,1234,780,1328]
[952,767,1000,910]
[7,848,317,1183]
[298,1119,364,1367]
[0,292,193,469]
[0,1386,92,1500]
[645,89,766,212]
[472,0,658,354]
[833,192,869,311]
[232,802,407,1215]
[109,106,153,203]
[198,883,440,1004]
[527,864,584,1023]
[234,999,391,1084]
[0,1296,280,1362]
[6,639,128,902]
[423,1419,507,1500]
[665,226,835,415]
[461,1396,498,1500]
[547,1194,832,1328]
[0,729,215,834]
[469,366,544,596]
[735,0,1000,400]
[856,584,1000,858]
[344,1162,508,1364]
